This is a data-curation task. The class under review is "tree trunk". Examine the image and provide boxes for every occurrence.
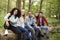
[23,0,25,9]
[29,0,31,11]
[46,0,48,17]
[16,0,21,10]
[7,0,11,13]
[40,0,43,12]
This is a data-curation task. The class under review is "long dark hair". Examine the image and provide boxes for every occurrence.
[10,8,21,18]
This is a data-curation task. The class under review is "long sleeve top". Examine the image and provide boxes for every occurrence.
[4,13,18,27]
[17,16,25,28]
[26,16,37,28]
[37,16,48,26]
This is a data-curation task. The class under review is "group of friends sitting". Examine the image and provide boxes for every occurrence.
[4,8,49,40]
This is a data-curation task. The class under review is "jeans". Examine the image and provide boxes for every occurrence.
[18,26,32,40]
[10,26,21,40]
[25,26,36,40]
[40,26,49,37]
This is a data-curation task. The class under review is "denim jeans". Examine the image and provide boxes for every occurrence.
[25,25,36,40]
[18,26,32,40]
[40,26,49,37]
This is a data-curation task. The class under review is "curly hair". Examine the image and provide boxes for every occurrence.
[10,8,21,18]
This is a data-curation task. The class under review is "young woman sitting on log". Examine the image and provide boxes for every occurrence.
[4,8,21,40]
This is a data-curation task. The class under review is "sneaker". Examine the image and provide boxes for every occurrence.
[4,29,8,36]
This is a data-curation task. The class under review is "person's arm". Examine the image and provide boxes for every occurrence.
[5,21,10,27]
[43,16,49,26]
[32,18,37,28]
[26,17,32,28]
[4,13,10,21]
[4,13,10,26]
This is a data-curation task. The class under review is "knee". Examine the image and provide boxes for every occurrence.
[25,29,29,32]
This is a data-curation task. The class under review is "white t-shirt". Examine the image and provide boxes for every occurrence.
[40,17,42,26]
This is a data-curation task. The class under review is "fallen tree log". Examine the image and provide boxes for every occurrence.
[0,30,20,40]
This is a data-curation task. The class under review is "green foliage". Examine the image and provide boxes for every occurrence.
[0,0,60,40]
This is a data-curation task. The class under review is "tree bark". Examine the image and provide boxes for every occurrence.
[7,0,11,13]
[16,0,21,10]
[29,0,31,11]
[46,0,48,16]
[23,0,25,9]
[40,0,43,12]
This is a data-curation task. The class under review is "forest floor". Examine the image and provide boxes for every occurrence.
[49,24,60,40]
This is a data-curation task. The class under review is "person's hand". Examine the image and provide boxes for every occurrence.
[37,26,40,28]
[6,22,10,27]
[6,19,10,21]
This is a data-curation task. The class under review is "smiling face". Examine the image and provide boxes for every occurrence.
[28,11,32,17]
[40,13,42,16]
[39,12,43,17]
[13,10,18,16]
[35,13,39,17]
[21,9,25,16]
